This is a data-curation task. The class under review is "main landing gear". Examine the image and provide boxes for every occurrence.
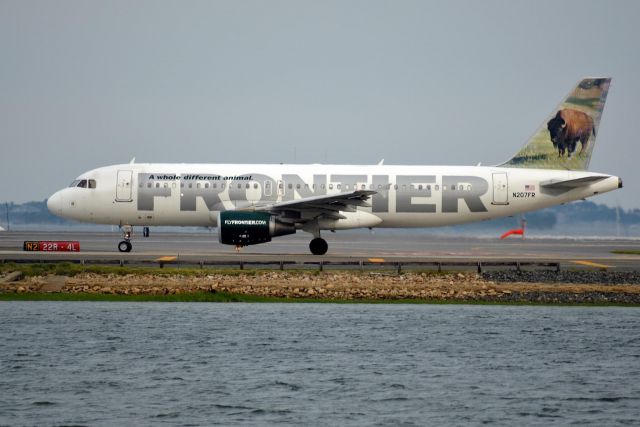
[118,225,133,253]
[309,237,328,255]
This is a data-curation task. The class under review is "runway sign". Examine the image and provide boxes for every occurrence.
[23,241,80,252]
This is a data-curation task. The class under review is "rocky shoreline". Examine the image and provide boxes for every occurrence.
[2,270,640,304]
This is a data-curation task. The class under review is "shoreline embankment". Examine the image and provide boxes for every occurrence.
[2,267,640,304]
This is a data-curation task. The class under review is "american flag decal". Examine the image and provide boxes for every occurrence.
[525,184,535,191]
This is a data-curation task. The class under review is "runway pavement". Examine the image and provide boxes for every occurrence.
[1,230,640,270]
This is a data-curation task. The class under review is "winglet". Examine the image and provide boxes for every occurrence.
[377,159,384,166]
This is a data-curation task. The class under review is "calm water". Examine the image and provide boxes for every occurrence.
[0,303,639,426]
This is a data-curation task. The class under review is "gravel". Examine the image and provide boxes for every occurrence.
[482,270,640,285]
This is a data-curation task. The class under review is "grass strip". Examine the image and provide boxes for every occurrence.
[611,250,640,255]
[1,291,638,306]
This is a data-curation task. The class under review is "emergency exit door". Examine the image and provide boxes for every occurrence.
[492,172,509,205]
[115,170,133,202]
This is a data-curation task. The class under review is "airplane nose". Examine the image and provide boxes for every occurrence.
[47,191,64,214]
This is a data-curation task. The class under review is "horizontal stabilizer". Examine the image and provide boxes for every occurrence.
[540,176,607,189]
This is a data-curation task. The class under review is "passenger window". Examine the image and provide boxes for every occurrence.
[245,183,250,189]
[164,183,169,188]
[147,183,152,188]
[329,184,333,190]
[394,185,398,190]
[296,184,301,189]
[213,183,217,188]
[238,184,242,189]
[205,183,209,189]
[345,184,349,190]
[155,182,160,188]
[321,184,325,189]
[435,185,440,191]
[221,183,226,189]
[254,183,258,189]
[458,185,463,191]
[337,184,342,189]
[288,184,293,189]
[88,179,97,189]
[418,185,423,190]
[180,183,184,188]
[467,185,472,191]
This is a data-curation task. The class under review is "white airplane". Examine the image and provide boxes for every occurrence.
[47,78,622,255]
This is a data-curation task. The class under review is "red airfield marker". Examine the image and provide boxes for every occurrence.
[500,229,524,239]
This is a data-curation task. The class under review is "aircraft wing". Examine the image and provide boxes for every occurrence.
[540,176,608,189]
[250,190,377,221]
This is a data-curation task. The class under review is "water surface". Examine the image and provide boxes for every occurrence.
[1,303,639,426]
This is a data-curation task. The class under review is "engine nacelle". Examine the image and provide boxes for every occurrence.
[218,211,296,246]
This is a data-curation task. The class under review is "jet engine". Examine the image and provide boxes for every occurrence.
[218,211,296,246]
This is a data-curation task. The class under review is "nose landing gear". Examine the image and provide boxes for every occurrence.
[118,225,133,253]
[118,240,132,252]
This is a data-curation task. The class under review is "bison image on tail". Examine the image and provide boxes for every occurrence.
[547,109,595,158]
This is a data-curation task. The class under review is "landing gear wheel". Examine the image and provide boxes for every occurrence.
[309,238,328,255]
[118,240,132,253]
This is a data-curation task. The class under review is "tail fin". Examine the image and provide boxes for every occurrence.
[500,77,611,170]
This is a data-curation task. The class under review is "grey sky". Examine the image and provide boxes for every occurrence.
[1,0,638,208]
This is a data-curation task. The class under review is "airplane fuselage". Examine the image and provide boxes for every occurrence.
[47,163,621,229]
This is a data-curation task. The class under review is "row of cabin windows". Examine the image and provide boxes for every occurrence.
[69,179,97,189]
[140,181,473,192]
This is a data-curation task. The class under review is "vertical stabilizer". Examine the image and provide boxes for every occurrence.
[500,78,611,170]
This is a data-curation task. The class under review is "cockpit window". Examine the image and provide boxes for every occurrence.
[69,179,97,189]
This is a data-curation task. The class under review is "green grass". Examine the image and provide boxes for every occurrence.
[611,250,640,255]
[1,291,638,306]
[0,291,281,302]
[0,262,454,278]
[0,262,289,278]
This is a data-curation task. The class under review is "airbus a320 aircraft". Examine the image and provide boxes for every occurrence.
[48,78,622,255]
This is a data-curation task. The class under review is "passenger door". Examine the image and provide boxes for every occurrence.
[492,172,509,205]
[115,170,133,202]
